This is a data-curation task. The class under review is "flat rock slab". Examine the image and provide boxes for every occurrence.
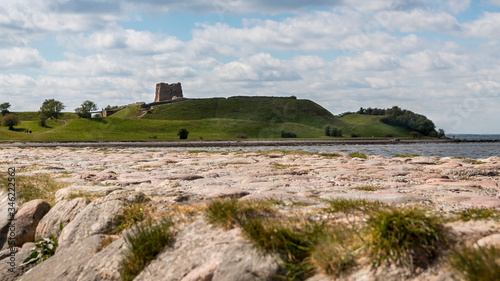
[459,198,500,208]
[0,243,38,281]
[55,185,123,202]
[134,219,280,281]
[320,192,424,205]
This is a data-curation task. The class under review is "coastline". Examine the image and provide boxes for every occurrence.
[0,138,475,148]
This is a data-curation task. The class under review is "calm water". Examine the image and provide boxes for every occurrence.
[130,141,500,159]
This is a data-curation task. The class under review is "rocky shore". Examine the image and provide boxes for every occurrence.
[0,147,499,280]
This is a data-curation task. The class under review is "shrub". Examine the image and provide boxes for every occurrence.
[385,133,394,137]
[177,128,189,139]
[410,131,423,139]
[236,133,248,139]
[38,117,47,127]
[281,131,297,138]
[1,114,20,130]
[23,234,58,265]
[121,218,175,281]
[367,207,445,269]
[449,245,500,281]
[351,133,361,138]
[454,208,500,222]
[324,125,331,136]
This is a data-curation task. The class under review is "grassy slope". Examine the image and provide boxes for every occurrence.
[109,105,142,119]
[0,99,413,141]
[339,114,411,137]
[142,98,340,128]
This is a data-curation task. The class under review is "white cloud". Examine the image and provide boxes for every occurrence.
[0,48,44,69]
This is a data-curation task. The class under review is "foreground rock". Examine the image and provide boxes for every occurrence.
[57,199,125,249]
[18,235,105,281]
[13,200,51,247]
[35,198,90,240]
[134,219,281,281]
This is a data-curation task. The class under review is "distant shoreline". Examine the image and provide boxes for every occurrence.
[2,138,498,148]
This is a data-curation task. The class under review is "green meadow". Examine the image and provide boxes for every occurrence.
[0,97,412,141]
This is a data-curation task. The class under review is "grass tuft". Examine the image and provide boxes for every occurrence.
[205,199,274,230]
[449,245,500,281]
[310,225,364,278]
[367,207,445,269]
[454,208,500,222]
[0,173,69,205]
[113,199,155,234]
[326,198,385,215]
[120,218,175,281]
[393,154,421,158]
[349,152,368,159]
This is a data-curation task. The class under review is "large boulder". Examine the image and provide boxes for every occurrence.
[134,218,280,281]
[57,198,125,249]
[35,198,90,240]
[17,235,105,281]
[13,199,51,247]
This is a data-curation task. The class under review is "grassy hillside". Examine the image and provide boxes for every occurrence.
[338,114,411,137]
[0,98,417,141]
[0,117,325,141]
[142,97,340,128]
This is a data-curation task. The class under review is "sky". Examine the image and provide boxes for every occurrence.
[1,0,499,134]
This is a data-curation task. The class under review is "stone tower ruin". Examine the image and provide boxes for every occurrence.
[154,82,183,102]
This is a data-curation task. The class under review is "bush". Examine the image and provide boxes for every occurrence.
[38,117,47,127]
[177,128,189,139]
[236,133,248,139]
[351,133,361,138]
[410,131,423,139]
[281,131,297,138]
[1,114,20,130]
[367,207,445,269]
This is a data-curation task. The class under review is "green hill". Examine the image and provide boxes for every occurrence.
[0,97,418,141]
[141,97,340,128]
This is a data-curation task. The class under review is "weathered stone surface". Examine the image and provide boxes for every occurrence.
[0,243,38,281]
[57,199,125,249]
[476,233,500,248]
[76,172,117,181]
[134,219,280,281]
[13,200,51,247]
[459,198,500,208]
[17,235,105,281]
[35,198,90,240]
[320,191,424,205]
[55,185,123,202]
[165,174,203,181]
[77,237,127,281]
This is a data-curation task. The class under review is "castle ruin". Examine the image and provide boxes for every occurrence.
[154,82,183,102]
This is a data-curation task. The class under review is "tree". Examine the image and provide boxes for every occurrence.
[437,129,445,138]
[177,128,189,139]
[75,100,98,118]
[0,102,11,116]
[324,125,331,136]
[2,114,20,130]
[39,99,65,119]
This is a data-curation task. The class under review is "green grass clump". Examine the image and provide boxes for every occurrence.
[241,218,324,279]
[121,218,175,281]
[355,186,381,192]
[326,198,385,215]
[113,200,155,234]
[393,154,421,158]
[454,208,500,222]
[205,199,274,230]
[349,152,368,159]
[449,245,500,281]
[310,225,364,278]
[367,207,445,269]
[0,173,69,205]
